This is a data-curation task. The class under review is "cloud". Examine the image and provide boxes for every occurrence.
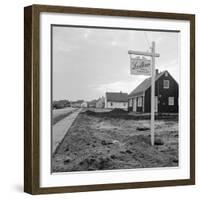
[91,78,146,94]
[83,29,91,39]
[53,26,179,100]
[111,40,118,46]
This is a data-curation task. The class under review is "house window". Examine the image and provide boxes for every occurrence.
[110,102,113,106]
[137,97,142,107]
[163,80,169,89]
[168,97,174,106]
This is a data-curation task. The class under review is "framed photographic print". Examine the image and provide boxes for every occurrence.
[24,4,195,194]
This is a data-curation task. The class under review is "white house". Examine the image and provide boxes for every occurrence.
[81,101,88,108]
[105,92,128,110]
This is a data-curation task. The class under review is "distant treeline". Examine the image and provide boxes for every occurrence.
[53,100,70,109]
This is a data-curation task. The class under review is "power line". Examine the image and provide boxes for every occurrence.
[144,32,151,50]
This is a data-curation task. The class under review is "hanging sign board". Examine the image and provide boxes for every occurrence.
[130,56,151,75]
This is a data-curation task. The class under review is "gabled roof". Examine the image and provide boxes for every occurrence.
[129,71,166,97]
[106,92,128,102]
[96,96,105,103]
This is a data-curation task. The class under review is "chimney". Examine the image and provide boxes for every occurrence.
[155,69,159,75]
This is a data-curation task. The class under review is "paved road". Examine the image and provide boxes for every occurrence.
[53,107,77,119]
[52,108,82,154]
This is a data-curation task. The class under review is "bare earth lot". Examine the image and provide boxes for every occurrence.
[52,110,178,172]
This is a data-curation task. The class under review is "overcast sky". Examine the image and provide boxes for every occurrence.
[52,26,179,101]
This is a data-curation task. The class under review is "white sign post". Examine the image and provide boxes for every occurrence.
[128,41,160,146]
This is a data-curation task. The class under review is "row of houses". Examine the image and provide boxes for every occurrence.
[105,70,178,113]
[56,70,178,113]
[71,97,105,108]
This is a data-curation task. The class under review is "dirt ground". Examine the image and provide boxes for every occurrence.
[52,110,178,172]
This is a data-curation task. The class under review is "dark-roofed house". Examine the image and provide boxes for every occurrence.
[128,70,179,113]
[105,92,128,110]
[88,99,98,108]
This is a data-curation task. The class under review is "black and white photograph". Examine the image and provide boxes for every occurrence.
[51,25,179,173]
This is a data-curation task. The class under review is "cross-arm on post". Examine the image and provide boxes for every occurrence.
[128,50,160,58]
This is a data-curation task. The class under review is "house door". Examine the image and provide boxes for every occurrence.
[155,96,158,112]
[133,98,137,112]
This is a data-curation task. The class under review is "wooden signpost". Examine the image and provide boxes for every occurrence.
[128,41,160,146]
